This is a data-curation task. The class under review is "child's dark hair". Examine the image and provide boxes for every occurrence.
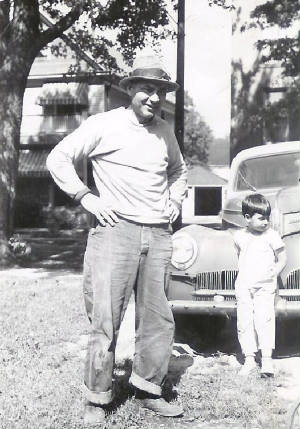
[242,193,271,218]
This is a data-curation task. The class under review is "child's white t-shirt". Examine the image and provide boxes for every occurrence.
[233,227,285,288]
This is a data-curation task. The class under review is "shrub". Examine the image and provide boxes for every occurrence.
[41,205,90,232]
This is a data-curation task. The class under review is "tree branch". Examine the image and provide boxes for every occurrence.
[36,3,85,51]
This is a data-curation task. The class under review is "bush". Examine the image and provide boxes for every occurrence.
[8,236,32,264]
[41,205,90,232]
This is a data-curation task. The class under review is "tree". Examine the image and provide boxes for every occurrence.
[249,0,299,78]
[184,91,213,165]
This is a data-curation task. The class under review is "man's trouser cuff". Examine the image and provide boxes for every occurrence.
[82,383,113,405]
[129,372,162,396]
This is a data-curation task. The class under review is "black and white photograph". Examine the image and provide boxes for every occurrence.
[0,0,299,428]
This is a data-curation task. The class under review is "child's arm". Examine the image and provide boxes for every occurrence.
[272,247,287,277]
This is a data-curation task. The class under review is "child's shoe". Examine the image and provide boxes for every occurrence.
[261,358,274,378]
[238,357,257,376]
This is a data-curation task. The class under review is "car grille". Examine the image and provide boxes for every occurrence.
[196,270,238,291]
[286,269,300,289]
[194,269,300,302]
[282,269,300,301]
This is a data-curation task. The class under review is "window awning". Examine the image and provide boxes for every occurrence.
[36,82,89,107]
[18,149,50,177]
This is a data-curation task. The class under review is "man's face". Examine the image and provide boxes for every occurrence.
[127,81,167,123]
[245,212,270,233]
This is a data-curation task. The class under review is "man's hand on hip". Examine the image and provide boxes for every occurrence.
[80,193,119,226]
[166,200,180,223]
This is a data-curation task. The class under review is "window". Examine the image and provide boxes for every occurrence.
[194,187,222,216]
[235,152,300,191]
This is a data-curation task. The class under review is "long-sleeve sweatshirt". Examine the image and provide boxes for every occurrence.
[46,107,187,224]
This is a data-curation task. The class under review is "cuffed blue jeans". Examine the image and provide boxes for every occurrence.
[82,218,174,405]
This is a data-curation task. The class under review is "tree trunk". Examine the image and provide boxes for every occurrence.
[0,70,27,266]
[0,1,79,267]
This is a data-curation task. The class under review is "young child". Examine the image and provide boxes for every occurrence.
[233,193,287,377]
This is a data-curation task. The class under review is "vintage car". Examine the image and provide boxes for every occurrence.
[167,141,300,319]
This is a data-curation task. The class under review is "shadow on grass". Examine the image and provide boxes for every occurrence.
[275,317,300,358]
[15,237,87,272]
[107,359,134,413]
[163,354,194,402]
[174,314,240,356]
[106,354,193,413]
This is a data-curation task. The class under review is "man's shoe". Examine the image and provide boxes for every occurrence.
[136,397,184,417]
[83,402,106,424]
[261,359,274,378]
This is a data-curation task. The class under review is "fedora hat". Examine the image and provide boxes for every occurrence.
[119,51,179,93]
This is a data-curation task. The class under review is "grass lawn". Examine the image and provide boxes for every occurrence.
[0,276,292,429]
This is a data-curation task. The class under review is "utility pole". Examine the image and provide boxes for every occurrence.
[175,0,185,155]
[173,0,185,232]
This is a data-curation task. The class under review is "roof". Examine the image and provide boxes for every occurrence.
[30,57,78,77]
[18,149,50,177]
[187,164,227,186]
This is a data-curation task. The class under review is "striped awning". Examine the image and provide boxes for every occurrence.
[36,82,89,106]
[18,149,50,177]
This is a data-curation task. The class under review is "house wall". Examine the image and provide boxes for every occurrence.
[88,84,105,115]
[107,86,130,111]
[21,87,43,144]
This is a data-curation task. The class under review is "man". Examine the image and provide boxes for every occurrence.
[47,52,187,423]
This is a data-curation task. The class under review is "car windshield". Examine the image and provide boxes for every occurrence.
[235,152,300,191]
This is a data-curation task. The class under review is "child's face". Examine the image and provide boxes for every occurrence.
[245,212,270,233]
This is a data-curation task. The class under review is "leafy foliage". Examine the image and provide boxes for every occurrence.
[250,0,299,29]
[246,0,299,78]
[256,35,299,78]
[38,0,174,70]
[208,0,234,10]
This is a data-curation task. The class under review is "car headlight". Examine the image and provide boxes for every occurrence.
[171,232,198,270]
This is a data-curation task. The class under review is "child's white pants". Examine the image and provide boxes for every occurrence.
[235,280,276,355]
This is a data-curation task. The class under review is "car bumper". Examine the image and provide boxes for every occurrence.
[170,299,300,317]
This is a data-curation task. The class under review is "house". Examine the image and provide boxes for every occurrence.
[16,30,176,229]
